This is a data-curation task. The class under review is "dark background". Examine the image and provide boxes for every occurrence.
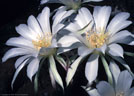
[0,0,134,96]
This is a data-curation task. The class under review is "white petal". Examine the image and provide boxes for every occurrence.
[74,7,93,30]
[126,87,134,96]
[28,15,43,36]
[11,58,29,88]
[76,8,88,27]
[109,21,131,36]
[53,24,64,35]
[58,35,80,47]
[41,0,61,4]
[108,44,124,58]
[116,70,133,92]
[88,89,100,96]
[93,6,100,28]
[49,55,64,89]
[57,42,81,54]
[37,7,51,34]
[71,31,90,47]
[27,58,39,81]
[109,61,120,84]
[111,56,134,78]
[129,34,134,45]
[107,12,132,36]
[53,6,66,27]
[101,44,107,54]
[60,9,75,22]
[2,48,33,62]
[15,55,30,69]
[94,6,111,32]
[97,81,115,96]
[108,30,132,44]
[96,44,107,54]
[80,7,93,23]
[49,68,56,88]
[51,38,58,48]
[53,8,75,34]
[65,22,80,32]
[129,41,134,45]
[75,15,86,29]
[75,7,93,30]
[55,55,67,70]
[78,46,93,57]
[6,37,34,48]
[66,56,83,85]
[16,24,36,41]
[85,54,99,84]
[41,0,49,4]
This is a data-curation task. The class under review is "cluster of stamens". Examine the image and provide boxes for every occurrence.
[85,31,107,48]
[116,92,125,96]
[32,33,52,50]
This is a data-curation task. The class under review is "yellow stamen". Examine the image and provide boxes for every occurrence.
[86,31,108,48]
[116,92,124,96]
[32,33,52,50]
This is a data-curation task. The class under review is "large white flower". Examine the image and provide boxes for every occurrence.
[2,7,71,88]
[58,6,133,85]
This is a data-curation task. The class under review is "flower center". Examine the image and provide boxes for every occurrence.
[32,33,52,50]
[116,92,125,96]
[86,32,107,48]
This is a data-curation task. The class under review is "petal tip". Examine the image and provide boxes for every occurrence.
[2,55,7,63]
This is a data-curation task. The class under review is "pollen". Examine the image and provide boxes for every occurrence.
[32,33,52,50]
[86,32,108,48]
[116,92,124,96]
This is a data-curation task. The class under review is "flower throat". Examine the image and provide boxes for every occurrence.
[86,31,108,48]
[32,33,52,50]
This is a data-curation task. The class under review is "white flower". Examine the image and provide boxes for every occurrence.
[58,6,133,85]
[41,0,103,10]
[88,62,134,96]
[2,7,68,88]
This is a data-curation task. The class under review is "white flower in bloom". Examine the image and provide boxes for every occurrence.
[58,6,133,85]
[88,62,134,96]
[2,7,71,88]
[41,0,103,10]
